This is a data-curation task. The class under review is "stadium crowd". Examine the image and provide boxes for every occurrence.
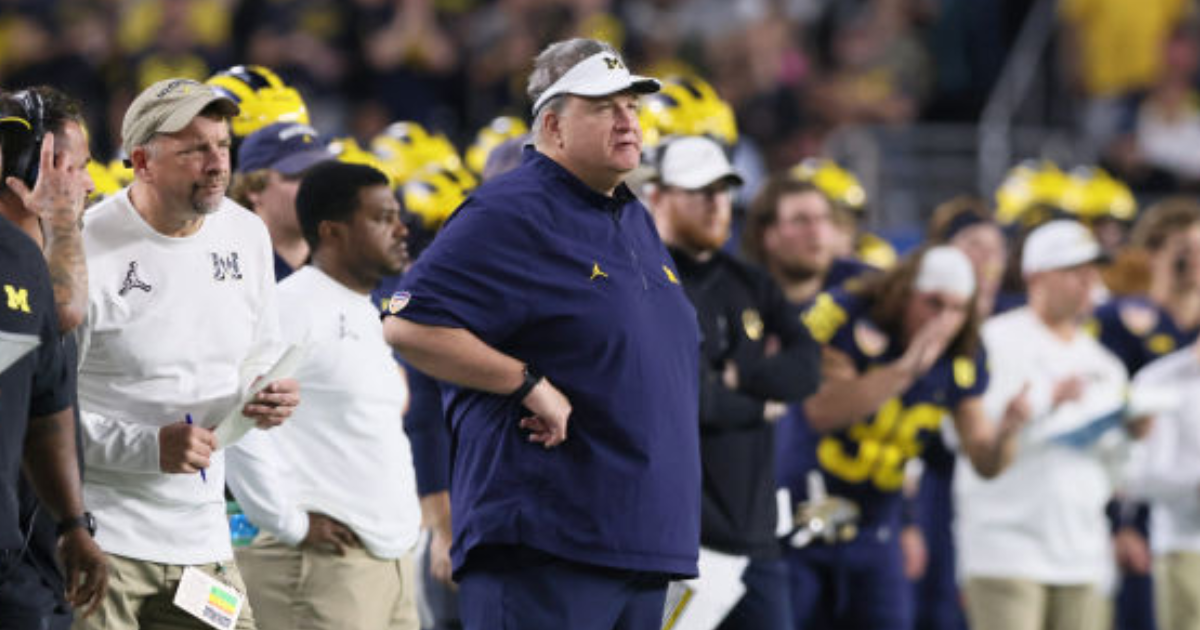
[3,1,1200,629]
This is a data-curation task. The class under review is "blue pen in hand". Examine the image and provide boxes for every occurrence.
[186,413,207,483]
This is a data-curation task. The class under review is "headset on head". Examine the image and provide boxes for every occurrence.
[0,89,47,188]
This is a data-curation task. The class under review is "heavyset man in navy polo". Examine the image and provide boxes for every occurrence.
[383,38,702,630]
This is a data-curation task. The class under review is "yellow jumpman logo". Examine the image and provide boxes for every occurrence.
[590,262,609,281]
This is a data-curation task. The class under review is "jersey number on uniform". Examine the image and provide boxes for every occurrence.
[817,399,944,491]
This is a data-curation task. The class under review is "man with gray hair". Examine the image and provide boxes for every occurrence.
[73,78,300,630]
[383,38,702,629]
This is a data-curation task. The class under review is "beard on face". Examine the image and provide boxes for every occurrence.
[190,177,228,214]
[674,214,728,253]
[772,253,829,284]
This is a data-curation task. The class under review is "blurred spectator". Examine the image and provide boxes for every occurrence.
[809,0,934,129]
[1059,0,1193,156]
[1106,21,1200,193]
[357,0,461,131]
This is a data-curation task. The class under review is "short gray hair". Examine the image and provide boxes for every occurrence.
[528,38,622,146]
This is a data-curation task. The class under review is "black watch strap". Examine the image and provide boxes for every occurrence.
[56,512,96,538]
[510,365,543,402]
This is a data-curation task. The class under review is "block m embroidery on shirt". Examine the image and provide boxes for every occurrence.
[211,252,243,281]
[4,284,30,313]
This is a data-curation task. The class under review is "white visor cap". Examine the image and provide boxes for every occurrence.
[532,52,660,115]
[914,246,977,299]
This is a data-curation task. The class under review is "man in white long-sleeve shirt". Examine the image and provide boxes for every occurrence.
[955,220,1131,630]
[227,160,420,630]
[74,78,300,630]
[1127,343,1200,630]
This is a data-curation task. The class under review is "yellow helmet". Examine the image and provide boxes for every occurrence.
[857,232,897,269]
[789,158,868,212]
[465,116,528,175]
[86,160,121,202]
[106,158,135,189]
[993,160,1072,226]
[402,164,477,230]
[639,75,738,149]
[326,137,395,188]
[370,121,463,185]
[1060,166,1137,223]
[206,65,310,138]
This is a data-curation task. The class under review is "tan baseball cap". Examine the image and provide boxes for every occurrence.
[122,78,239,154]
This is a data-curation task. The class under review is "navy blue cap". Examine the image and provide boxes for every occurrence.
[236,122,332,176]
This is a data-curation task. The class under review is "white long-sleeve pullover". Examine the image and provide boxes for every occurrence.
[77,189,281,564]
[1127,346,1200,555]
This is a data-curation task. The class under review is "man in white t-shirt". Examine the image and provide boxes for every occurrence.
[955,220,1133,630]
[74,78,300,630]
[1126,343,1200,629]
[227,160,422,630]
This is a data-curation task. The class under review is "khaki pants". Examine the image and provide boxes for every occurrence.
[964,577,1103,630]
[1155,551,1200,630]
[235,534,418,630]
[71,553,256,630]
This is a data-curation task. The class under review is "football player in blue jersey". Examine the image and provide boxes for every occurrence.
[778,245,1031,630]
[741,173,876,308]
[908,197,1010,630]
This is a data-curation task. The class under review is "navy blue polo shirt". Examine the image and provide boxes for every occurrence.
[390,148,702,578]
[0,215,71,551]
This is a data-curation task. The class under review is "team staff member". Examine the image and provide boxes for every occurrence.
[0,86,101,629]
[1126,341,1200,630]
[74,78,299,630]
[383,38,701,630]
[228,162,421,630]
[956,221,1132,630]
[782,245,1031,630]
[1090,198,1200,630]
[0,96,107,629]
[648,135,819,629]
[229,122,334,281]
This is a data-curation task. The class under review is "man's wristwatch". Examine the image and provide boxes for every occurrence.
[56,512,97,538]
[510,364,543,402]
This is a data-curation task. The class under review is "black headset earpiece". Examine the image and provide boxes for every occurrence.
[9,90,47,187]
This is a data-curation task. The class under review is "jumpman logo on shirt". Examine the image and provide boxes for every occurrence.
[118,261,152,296]
[590,262,609,281]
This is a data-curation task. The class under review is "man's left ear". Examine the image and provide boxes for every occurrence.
[317,219,348,246]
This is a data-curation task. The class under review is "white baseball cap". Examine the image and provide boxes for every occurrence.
[1022,220,1105,275]
[658,136,743,190]
[532,52,660,115]
[914,246,976,298]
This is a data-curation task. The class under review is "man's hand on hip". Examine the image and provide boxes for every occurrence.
[518,378,572,448]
